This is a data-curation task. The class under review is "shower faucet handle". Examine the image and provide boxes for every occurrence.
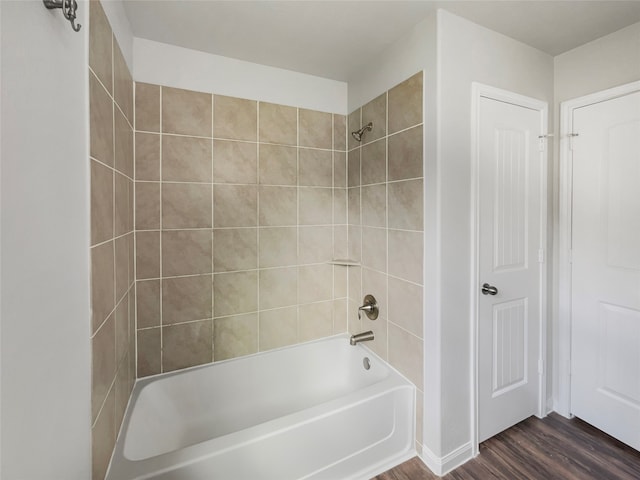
[358,294,379,320]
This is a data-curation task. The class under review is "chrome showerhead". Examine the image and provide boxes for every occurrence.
[351,122,373,142]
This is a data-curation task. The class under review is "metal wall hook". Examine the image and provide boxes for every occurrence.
[43,0,82,32]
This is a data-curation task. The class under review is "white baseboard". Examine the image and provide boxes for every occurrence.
[419,442,474,476]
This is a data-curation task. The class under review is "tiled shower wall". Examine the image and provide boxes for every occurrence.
[134,85,349,376]
[347,72,425,449]
[88,1,136,479]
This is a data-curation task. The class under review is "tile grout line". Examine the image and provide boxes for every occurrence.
[256,101,261,354]
[211,93,216,362]
[159,85,164,374]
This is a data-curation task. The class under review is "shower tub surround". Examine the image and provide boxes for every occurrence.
[106,335,415,479]
[134,83,350,376]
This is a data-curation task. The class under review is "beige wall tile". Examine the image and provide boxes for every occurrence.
[388,72,423,134]
[136,279,160,329]
[162,274,213,325]
[135,133,160,181]
[299,109,332,149]
[333,225,348,260]
[334,151,346,188]
[259,267,297,310]
[362,227,387,273]
[299,148,332,187]
[298,187,332,225]
[91,160,113,246]
[388,178,423,231]
[162,135,212,183]
[361,184,387,228]
[91,386,115,480]
[214,314,258,361]
[114,108,133,178]
[259,102,297,145]
[213,185,257,228]
[348,225,362,263]
[135,231,160,279]
[213,140,257,184]
[348,108,361,151]
[388,323,423,390]
[214,95,257,141]
[213,228,258,272]
[90,73,113,167]
[163,320,213,372]
[258,227,297,268]
[92,241,114,332]
[162,86,212,137]
[213,270,258,317]
[114,353,131,432]
[333,114,347,151]
[299,301,333,342]
[135,182,160,230]
[348,265,362,303]
[298,264,332,304]
[89,0,112,94]
[114,235,129,302]
[389,276,423,338]
[259,307,297,351]
[298,226,332,265]
[115,296,129,365]
[113,40,133,124]
[361,93,387,144]
[388,125,423,181]
[347,149,360,187]
[258,186,297,226]
[127,233,135,288]
[333,298,348,333]
[114,172,130,237]
[361,138,386,186]
[162,230,212,277]
[348,187,361,225]
[388,229,423,284]
[259,144,297,185]
[334,189,347,225]
[137,327,161,377]
[135,83,160,133]
[92,311,115,421]
[162,183,212,229]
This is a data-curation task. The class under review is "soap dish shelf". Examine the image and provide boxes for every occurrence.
[327,259,361,266]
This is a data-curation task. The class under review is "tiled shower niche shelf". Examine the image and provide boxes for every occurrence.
[327,259,361,266]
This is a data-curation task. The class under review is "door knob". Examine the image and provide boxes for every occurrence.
[481,283,498,295]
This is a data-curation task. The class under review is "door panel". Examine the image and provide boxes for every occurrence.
[478,96,542,442]
[570,90,640,450]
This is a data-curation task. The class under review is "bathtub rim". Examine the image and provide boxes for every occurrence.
[108,333,417,479]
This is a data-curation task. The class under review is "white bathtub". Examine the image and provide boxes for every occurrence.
[106,334,416,480]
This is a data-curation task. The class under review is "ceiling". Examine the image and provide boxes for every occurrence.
[122,1,640,81]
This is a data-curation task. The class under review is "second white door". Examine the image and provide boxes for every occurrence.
[477,93,545,442]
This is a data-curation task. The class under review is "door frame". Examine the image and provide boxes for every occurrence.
[556,80,640,418]
[470,83,548,455]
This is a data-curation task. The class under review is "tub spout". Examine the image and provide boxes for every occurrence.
[350,331,374,346]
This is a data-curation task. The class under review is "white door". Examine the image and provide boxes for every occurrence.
[570,90,640,450]
[477,94,545,443]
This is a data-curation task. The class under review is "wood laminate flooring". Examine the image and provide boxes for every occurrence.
[373,413,640,479]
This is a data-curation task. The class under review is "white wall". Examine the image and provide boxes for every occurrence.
[134,38,348,114]
[0,1,91,478]
[551,20,640,414]
[437,9,554,460]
